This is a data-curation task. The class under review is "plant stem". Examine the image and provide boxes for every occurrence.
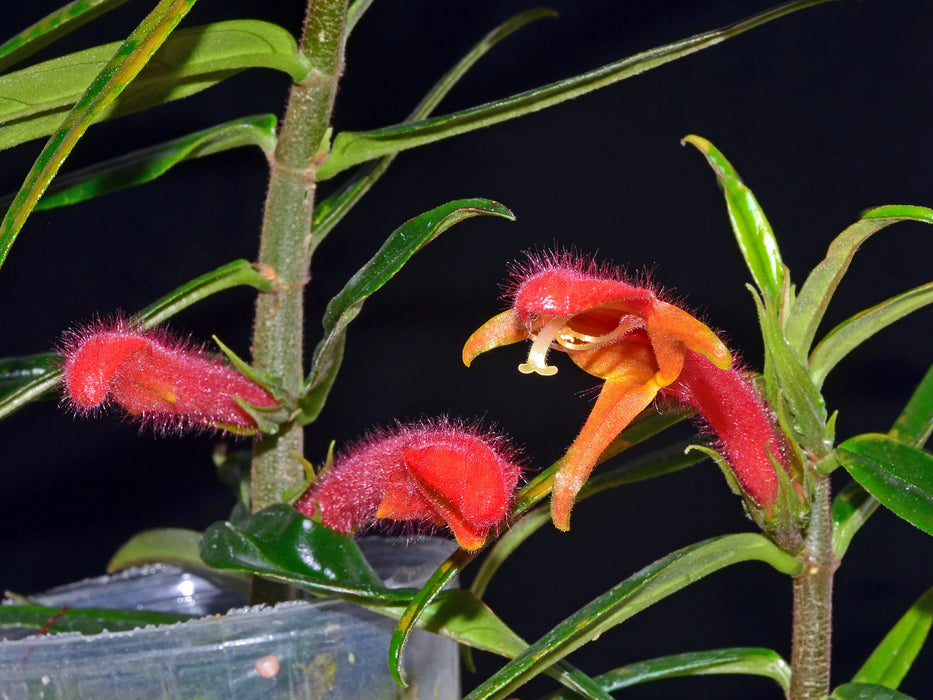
[789,473,837,699]
[250,0,349,513]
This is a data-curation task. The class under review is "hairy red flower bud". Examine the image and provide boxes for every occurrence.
[294,419,523,550]
[60,318,278,435]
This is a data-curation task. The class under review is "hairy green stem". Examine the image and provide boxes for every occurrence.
[250,0,349,513]
[789,474,837,699]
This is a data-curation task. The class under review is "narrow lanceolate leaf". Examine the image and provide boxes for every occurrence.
[389,548,478,686]
[300,199,514,424]
[890,364,933,448]
[837,433,933,536]
[199,504,407,602]
[544,647,792,697]
[0,353,57,401]
[463,534,802,700]
[472,441,704,599]
[317,0,838,180]
[0,259,272,421]
[852,585,933,690]
[786,205,933,356]
[0,20,304,153]
[0,605,196,635]
[0,0,133,74]
[0,0,199,273]
[311,7,554,249]
[684,135,785,303]
[809,282,933,389]
[5,115,276,212]
[830,683,917,700]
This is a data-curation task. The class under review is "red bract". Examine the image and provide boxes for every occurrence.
[464,251,792,529]
[293,419,522,550]
[60,319,278,435]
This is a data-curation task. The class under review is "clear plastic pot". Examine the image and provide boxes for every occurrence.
[0,537,459,699]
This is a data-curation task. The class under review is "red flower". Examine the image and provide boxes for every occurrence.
[294,419,522,550]
[61,318,278,435]
[464,252,789,530]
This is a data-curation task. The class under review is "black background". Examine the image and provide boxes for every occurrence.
[2,1,932,698]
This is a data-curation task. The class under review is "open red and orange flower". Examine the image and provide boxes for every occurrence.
[464,252,789,530]
[294,418,522,550]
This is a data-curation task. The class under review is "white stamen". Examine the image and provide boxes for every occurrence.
[555,315,643,351]
[518,316,568,376]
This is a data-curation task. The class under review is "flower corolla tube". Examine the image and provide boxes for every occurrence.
[463,252,791,530]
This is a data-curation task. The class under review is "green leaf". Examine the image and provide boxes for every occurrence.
[544,647,791,697]
[0,605,196,635]
[317,1,838,181]
[833,367,933,556]
[199,504,407,602]
[837,433,933,536]
[890,363,933,448]
[809,282,933,389]
[751,286,827,451]
[0,19,304,154]
[472,440,704,599]
[463,534,802,700]
[107,528,204,572]
[389,547,478,686]
[0,0,133,75]
[831,682,917,700]
[0,259,273,422]
[852,585,933,690]
[300,198,514,424]
[6,114,276,212]
[786,206,933,356]
[134,258,273,327]
[683,135,785,303]
[0,0,199,273]
[0,352,57,401]
[311,8,554,250]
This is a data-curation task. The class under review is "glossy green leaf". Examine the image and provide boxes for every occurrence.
[890,363,933,448]
[0,352,57,401]
[787,206,933,356]
[852,585,933,689]
[0,259,273,421]
[837,433,933,536]
[0,0,133,74]
[472,440,704,599]
[7,115,276,212]
[810,282,933,388]
[311,8,553,249]
[199,504,408,602]
[833,366,933,556]
[831,683,917,700]
[684,135,785,303]
[0,605,196,635]
[316,0,838,181]
[544,647,791,697]
[463,534,802,700]
[389,547,478,686]
[346,0,375,34]
[0,0,199,273]
[300,199,514,424]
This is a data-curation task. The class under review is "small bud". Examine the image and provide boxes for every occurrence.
[60,318,278,435]
[294,418,523,550]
